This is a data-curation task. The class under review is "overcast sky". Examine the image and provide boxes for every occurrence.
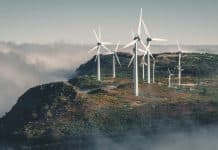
[0,0,217,45]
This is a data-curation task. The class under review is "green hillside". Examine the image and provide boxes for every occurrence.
[0,52,218,149]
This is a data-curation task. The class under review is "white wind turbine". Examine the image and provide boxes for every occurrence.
[177,40,184,87]
[141,20,167,84]
[111,41,121,78]
[137,47,148,81]
[152,59,156,83]
[88,27,111,81]
[168,68,174,88]
[140,46,154,82]
[123,8,148,96]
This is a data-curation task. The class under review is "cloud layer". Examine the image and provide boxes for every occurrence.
[0,42,92,117]
[94,126,218,150]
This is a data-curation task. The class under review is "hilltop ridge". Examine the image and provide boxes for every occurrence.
[0,52,218,148]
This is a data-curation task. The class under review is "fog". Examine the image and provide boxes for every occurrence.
[0,42,92,117]
[1,126,218,150]
[94,126,218,150]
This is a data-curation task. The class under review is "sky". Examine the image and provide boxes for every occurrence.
[0,0,217,45]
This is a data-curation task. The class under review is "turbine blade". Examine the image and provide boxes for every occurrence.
[88,46,98,53]
[101,45,111,52]
[123,40,137,49]
[115,53,121,66]
[149,51,154,59]
[152,38,168,42]
[115,41,120,52]
[101,42,112,45]
[147,42,151,49]
[93,30,99,42]
[98,26,101,41]
[132,31,135,38]
[143,50,148,58]
[140,41,149,51]
[94,55,98,62]
[128,55,135,67]
[177,40,182,51]
[142,19,150,37]
[138,48,146,53]
[138,8,143,36]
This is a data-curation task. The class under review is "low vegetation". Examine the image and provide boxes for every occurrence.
[0,52,218,148]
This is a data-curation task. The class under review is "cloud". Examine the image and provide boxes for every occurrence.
[94,126,218,150]
[0,42,93,117]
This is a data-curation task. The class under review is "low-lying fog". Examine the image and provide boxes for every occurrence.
[1,126,218,150]
[94,126,218,150]
[0,41,217,117]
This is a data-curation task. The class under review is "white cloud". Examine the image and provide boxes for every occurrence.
[0,42,93,117]
[94,127,218,150]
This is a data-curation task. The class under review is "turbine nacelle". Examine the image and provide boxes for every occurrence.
[134,36,141,41]
[146,37,152,42]
[141,19,168,45]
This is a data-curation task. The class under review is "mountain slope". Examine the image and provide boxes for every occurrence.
[0,52,218,147]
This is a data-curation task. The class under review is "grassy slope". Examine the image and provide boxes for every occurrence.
[1,53,218,145]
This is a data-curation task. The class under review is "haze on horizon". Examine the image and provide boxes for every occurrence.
[0,0,217,45]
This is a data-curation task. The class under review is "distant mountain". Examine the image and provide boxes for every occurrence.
[0,52,218,149]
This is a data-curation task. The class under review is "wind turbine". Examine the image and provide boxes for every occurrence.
[152,59,156,83]
[177,40,184,87]
[88,27,111,81]
[141,20,167,84]
[123,8,148,96]
[111,41,121,78]
[139,45,157,84]
[138,48,148,81]
[168,68,174,88]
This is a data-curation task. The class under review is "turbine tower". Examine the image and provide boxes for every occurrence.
[123,8,148,96]
[152,59,156,83]
[138,48,148,81]
[141,20,167,84]
[111,41,121,78]
[139,47,154,83]
[168,68,174,88]
[177,41,184,87]
[141,51,147,81]
[88,27,111,81]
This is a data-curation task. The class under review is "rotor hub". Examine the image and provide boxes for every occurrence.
[147,37,152,42]
[97,42,101,46]
[134,36,140,41]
